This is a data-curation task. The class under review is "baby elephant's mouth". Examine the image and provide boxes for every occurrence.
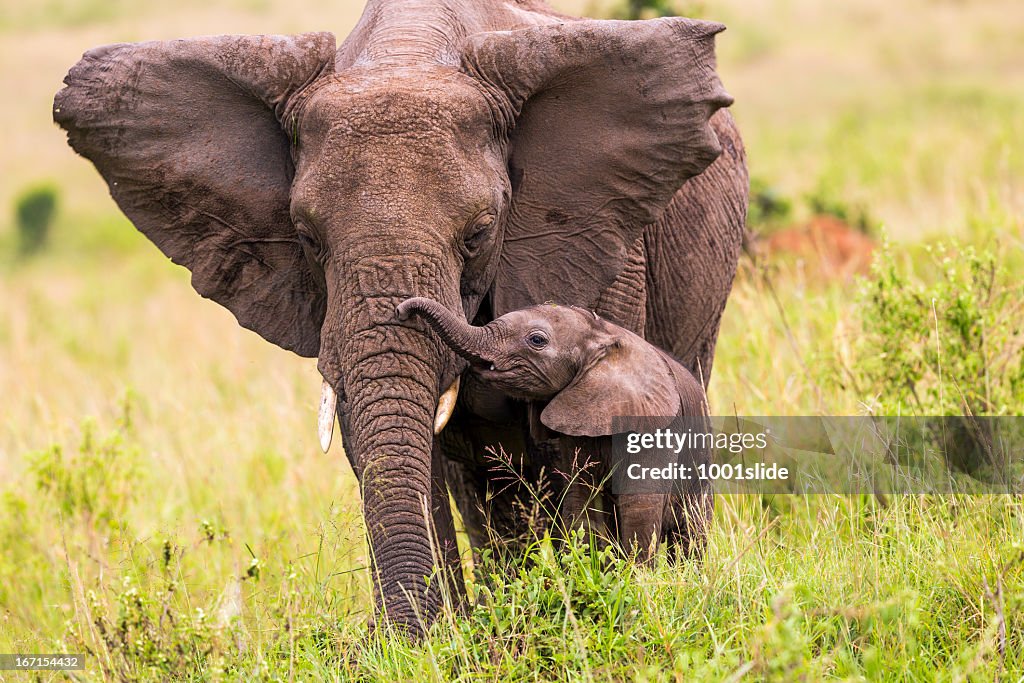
[471,360,502,377]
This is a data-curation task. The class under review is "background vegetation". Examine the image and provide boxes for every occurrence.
[0,0,1021,679]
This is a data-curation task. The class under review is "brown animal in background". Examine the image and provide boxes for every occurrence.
[760,215,875,280]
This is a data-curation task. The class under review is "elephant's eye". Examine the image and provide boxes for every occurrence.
[294,220,325,260]
[526,331,549,350]
[462,212,495,255]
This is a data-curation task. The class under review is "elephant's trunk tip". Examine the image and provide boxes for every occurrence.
[395,297,492,367]
[396,297,432,322]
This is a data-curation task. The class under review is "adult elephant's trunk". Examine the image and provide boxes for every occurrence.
[397,297,498,366]
[318,260,465,634]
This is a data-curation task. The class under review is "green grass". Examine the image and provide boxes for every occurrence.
[2,427,1022,680]
[2,220,1021,680]
[2,0,1024,680]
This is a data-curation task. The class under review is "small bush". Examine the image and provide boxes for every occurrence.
[746,177,872,237]
[27,402,142,532]
[67,560,235,681]
[608,0,706,20]
[14,182,58,255]
[839,239,1024,417]
[747,176,794,230]
[806,185,874,235]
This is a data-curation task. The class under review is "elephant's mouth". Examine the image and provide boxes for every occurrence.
[470,359,504,380]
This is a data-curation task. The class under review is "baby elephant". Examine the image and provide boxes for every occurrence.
[397,297,713,561]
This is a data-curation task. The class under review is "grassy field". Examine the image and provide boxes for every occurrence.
[1,0,1022,680]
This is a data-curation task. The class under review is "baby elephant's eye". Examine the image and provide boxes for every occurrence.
[526,332,549,350]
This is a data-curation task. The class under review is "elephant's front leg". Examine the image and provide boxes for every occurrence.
[441,388,560,558]
[556,436,611,545]
[662,483,714,562]
[612,493,667,563]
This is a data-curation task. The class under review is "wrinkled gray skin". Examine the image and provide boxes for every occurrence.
[398,298,714,561]
[54,0,747,633]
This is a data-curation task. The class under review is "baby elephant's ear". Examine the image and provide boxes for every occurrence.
[540,331,681,437]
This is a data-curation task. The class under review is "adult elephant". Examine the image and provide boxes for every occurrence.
[54,0,747,632]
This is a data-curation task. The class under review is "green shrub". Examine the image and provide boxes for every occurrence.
[14,182,58,255]
[746,177,873,236]
[27,405,142,532]
[841,239,1024,417]
[608,0,706,20]
[806,184,874,234]
[66,557,234,681]
[747,176,793,230]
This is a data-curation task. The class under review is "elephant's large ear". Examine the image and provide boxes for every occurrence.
[541,329,681,437]
[462,18,732,315]
[54,33,336,356]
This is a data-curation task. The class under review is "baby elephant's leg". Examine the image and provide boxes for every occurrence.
[556,436,611,544]
[613,493,667,563]
[662,484,714,562]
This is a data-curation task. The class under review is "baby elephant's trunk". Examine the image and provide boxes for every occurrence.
[397,297,494,366]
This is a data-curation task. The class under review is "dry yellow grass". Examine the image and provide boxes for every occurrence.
[3,0,1022,228]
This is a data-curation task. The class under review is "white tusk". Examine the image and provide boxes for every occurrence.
[318,379,337,453]
[433,376,461,435]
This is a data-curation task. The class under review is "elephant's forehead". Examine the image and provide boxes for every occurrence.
[518,305,591,330]
[303,68,492,138]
